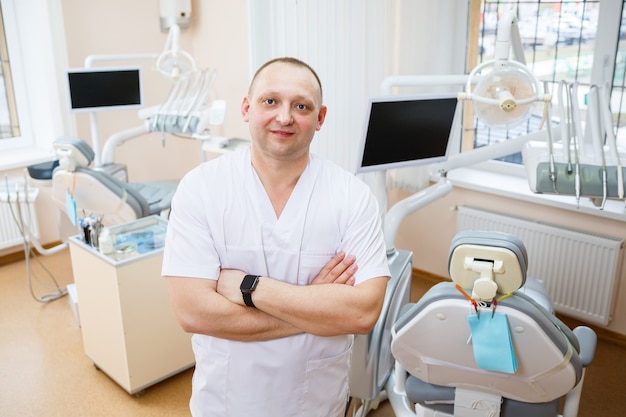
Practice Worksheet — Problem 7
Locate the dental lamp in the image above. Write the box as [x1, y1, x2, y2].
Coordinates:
[458, 9, 551, 130]
[156, 23, 196, 81]
[381, 9, 550, 255]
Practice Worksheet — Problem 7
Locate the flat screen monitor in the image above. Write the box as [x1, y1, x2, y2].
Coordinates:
[355, 92, 460, 173]
[66, 66, 143, 113]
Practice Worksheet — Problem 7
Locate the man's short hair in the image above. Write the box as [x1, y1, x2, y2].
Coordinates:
[248, 57, 323, 102]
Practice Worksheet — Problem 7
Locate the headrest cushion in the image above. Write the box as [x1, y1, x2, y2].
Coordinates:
[53, 137, 95, 170]
[448, 230, 528, 294]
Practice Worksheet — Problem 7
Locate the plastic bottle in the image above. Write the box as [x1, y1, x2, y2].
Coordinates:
[98, 228, 113, 254]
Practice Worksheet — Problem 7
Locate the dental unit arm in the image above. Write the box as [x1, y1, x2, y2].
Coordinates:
[383, 127, 548, 255]
[100, 96, 225, 166]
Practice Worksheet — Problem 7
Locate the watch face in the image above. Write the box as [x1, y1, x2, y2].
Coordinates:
[240, 275, 259, 291]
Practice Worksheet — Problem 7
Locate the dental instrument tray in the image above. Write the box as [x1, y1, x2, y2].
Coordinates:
[108, 215, 167, 258]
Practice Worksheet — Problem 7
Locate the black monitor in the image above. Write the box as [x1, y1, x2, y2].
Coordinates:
[66, 66, 143, 113]
[355, 92, 460, 173]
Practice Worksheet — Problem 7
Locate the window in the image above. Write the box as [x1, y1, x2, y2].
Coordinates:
[0, 0, 69, 170]
[469, 0, 623, 165]
[0, 4, 19, 140]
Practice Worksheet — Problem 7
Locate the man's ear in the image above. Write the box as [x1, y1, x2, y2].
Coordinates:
[316, 105, 328, 131]
[241, 97, 251, 122]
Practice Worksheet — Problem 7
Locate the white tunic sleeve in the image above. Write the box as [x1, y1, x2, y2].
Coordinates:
[161, 165, 221, 279]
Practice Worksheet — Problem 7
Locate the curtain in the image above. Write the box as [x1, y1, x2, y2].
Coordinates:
[246, 0, 468, 190]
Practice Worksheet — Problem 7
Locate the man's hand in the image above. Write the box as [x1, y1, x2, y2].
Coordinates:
[217, 269, 247, 306]
[311, 251, 358, 285]
[216, 252, 358, 305]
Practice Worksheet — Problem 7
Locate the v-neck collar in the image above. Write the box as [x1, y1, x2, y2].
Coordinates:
[246, 151, 318, 225]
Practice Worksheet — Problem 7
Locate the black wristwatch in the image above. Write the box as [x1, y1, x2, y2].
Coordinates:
[240, 275, 260, 307]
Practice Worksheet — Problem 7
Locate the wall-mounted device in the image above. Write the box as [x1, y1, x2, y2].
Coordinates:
[160, 0, 191, 32]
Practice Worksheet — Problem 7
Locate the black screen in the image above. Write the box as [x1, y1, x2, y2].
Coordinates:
[67, 68, 142, 111]
[357, 94, 458, 172]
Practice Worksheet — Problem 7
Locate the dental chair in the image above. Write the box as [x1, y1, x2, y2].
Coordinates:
[49, 136, 177, 227]
[385, 230, 596, 417]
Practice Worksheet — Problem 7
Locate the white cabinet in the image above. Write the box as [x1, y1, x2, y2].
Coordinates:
[69, 216, 194, 394]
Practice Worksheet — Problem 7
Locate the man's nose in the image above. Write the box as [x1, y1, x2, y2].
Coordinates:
[276, 105, 293, 124]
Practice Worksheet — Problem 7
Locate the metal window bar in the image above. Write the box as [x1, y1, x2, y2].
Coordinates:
[612, 4, 626, 135]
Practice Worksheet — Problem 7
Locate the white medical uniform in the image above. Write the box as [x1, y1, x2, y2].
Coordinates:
[162, 147, 390, 417]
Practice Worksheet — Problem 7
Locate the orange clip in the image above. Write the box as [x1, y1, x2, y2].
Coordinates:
[455, 284, 480, 318]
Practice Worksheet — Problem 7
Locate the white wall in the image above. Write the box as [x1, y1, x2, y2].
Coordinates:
[60, 0, 251, 183]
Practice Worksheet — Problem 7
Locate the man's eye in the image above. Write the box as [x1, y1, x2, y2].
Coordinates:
[264, 98, 275, 105]
[296, 104, 307, 110]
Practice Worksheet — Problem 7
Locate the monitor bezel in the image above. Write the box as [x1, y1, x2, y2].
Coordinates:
[355, 92, 460, 174]
[65, 65, 144, 113]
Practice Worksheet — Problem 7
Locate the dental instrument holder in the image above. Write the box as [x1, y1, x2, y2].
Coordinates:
[3, 175, 68, 303]
[535, 161, 625, 198]
[522, 82, 623, 209]
[78, 215, 104, 250]
[523, 139, 626, 206]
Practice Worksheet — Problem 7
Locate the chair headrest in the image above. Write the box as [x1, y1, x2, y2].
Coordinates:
[53, 137, 95, 171]
[448, 230, 528, 301]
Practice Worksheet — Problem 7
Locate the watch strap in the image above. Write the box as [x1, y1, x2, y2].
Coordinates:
[241, 274, 260, 308]
[242, 291, 255, 308]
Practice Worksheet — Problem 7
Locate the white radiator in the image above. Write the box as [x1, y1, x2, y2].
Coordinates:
[0, 188, 40, 251]
[457, 205, 623, 326]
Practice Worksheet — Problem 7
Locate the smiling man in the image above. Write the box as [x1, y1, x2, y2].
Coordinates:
[162, 57, 390, 417]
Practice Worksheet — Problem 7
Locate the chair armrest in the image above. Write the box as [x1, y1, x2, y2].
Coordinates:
[573, 326, 597, 366]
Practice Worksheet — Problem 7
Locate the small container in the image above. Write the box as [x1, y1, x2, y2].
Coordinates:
[147, 233, 166, 250]
[98, 228, 113, 254]
[113, 241, 138, 261]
